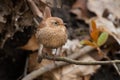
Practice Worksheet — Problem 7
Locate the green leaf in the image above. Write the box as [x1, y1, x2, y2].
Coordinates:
[97, 32, 109, 46]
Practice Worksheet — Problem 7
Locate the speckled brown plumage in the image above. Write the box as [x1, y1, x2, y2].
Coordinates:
[36, 17, 67, 48]
[35, 6, 68, 62]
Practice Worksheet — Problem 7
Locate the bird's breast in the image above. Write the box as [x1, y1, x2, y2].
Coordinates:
[36, 27, 67, 48]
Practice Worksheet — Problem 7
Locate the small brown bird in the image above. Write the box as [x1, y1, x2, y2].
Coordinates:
[35, 7, 68, 62]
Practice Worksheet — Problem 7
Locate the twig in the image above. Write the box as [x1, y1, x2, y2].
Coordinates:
[24, 56, 29, 76]
[54, 0, 62, 8]
[22, 57, 120, 80]
[22, 46, 120, 80]
[0, 34, 11, 48]
[113, 63, 120, 76]
[43, 56, 120, 65]
[22, 62, 62, 80]
[27, 0, 43, 18]
[22, 56, 120, 80]
[22, 46, 94, 80]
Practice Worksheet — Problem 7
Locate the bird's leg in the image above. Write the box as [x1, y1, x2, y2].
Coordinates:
[37, 44, 43, 62]
[52, 47, 62, 57]
[52, 47, 63, 65]
[56, 47, 62, 56]
[51, 49, 57, 65]
[52, 49, 57, 55]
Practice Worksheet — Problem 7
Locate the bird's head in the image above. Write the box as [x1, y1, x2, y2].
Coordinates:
[45, 17, 65, 28]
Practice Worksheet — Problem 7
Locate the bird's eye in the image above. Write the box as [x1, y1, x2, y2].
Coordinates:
[54, 22, 58, 25]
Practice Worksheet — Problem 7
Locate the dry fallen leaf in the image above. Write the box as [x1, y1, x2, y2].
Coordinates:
[20, 35, 39, 51]
[70, 0, 88, 20]
[52, 54, 100, 80]
[87, 0, 120, 18]
[62, 39, 82, 55]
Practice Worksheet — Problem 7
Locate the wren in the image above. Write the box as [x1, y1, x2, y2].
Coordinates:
[35, 7, 68, 62]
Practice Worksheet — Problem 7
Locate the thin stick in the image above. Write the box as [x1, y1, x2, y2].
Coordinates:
[27, 0, 43, 18]
[113, 63, 120, 76]
[22, 46, 120, 80]
[22, 46, 94, 80]
[43, 56, 120, 65]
